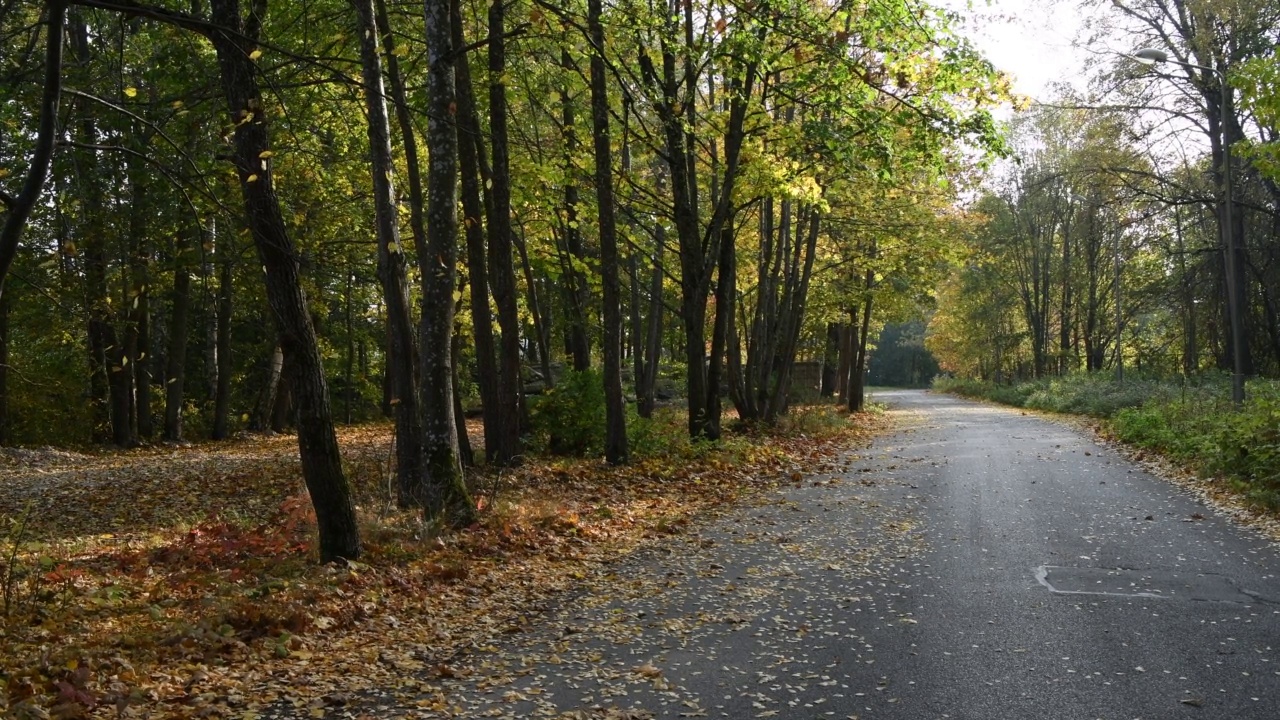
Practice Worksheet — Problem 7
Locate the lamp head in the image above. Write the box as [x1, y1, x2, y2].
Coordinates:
[1133, 48, 1170, 65]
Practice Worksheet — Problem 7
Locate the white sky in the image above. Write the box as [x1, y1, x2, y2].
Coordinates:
[939, 0, 1097, 104]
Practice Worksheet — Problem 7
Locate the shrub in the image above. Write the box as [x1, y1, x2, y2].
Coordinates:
[527, 369, 607, 457]
[625, 407, 687, 460]
[1208, 383, 1280, 509]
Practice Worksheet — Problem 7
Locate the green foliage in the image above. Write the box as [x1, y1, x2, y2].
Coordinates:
[1023, 376, 1169, 417]
[868, 321, 940, 388]
[1207, 384, 1280, 510]
[528, 369, 608, 457]
[935, 372, 1178, 418]
[1236, 52, 1280, 184]
[624, 407, 693, 460]
[932, 375, 1038, 407]
[1112, 381, 1280, 510]
[3, 288, 93, 446]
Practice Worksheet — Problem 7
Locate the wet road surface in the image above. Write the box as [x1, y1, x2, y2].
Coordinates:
[365, 390, 1280, 719]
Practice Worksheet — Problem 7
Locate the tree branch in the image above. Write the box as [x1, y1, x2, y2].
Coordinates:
[68, 0, 216, 37]
[0, 1, 66, 296]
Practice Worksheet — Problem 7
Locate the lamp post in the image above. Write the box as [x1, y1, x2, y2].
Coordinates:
[1133, 47, 1246, 407]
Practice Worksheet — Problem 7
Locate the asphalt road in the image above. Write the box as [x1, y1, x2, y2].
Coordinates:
[404, 390, 1280, 719]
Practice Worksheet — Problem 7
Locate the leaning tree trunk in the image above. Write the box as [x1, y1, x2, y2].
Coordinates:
[353, 0, 425, 505]
[0, 0, 65, 297]
[0, 1, 63, 444]
[209, 0, 360, 562]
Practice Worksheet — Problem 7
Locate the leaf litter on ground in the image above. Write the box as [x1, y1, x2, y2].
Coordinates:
[0, 406, 891, 719]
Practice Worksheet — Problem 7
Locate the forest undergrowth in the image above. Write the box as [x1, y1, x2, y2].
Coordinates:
[0, 405, 889, 719]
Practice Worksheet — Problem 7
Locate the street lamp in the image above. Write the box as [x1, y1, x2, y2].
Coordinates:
[1133, 47, 1246, 407]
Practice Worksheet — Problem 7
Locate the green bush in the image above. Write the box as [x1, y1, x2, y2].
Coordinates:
[527, 369, 608, 457]
[624, 407, 687, 460]
[1208, 383, 1280, 509]
[1023, 375, 1170, 417]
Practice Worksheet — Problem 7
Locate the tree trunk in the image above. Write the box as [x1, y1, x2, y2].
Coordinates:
[820, 322, 839, 397]
[639, 224, 664, 419]
[209, 0, 360, 562]
[451, 329, 474, 468]
[448, 0, 499, 462]
[0, 292, 9, 446]
[0, 0, 66, 439]
[353, 0, 425, 502]
[211, 242, 233, 440]
[514, 226, 554, 389]
[628, 252, 644, 402]
[485, 0, 523, 465]
[640, 32, 756, 440]
[343, 262, 355, 424]
[764, 207, 820, 422]
[849, 273, 874, 412]
[123, 148, 154, 440]
[271, 376, 293, 433]
[162, 175, 194, 430]
[419, 0, 476, 523]
[68, 12, 119, 445]
[560, 50, 591, 373]
[133, 271, 153, 439]
[162, 242, 192, 438]
[835, 322, 852, 404]
[588, 0, 627, 463]
[251, 342, 284, 431]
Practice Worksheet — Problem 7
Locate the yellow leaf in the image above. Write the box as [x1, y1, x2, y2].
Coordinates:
[123, 87, 137, 98]
[258, 150, 275, 158]
[249, 49, 263, 60]
[172, 100, 184, 109]
[246, 174, 259, 182]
